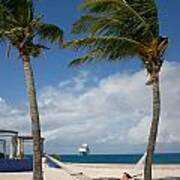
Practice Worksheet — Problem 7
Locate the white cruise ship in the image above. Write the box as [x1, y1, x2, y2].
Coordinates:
[78, 144, 90, 155]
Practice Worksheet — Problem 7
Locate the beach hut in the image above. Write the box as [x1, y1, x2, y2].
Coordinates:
[0, 129, 44, 172]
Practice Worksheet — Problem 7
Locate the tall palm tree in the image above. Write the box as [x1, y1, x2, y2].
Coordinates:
[65, 0, 168, 179]
[0, 1, 63, 180]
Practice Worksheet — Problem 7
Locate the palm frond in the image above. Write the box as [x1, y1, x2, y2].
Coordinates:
[65, 36, 145, 49]
[37, 23, 63, 44]
[67, 0, 159, 65]
[66, 36, 142, 65]
[69, 55, 93, 66]
[0, 0, 34, 25]
[72, 15, 122, 35]
[77, 0, 159, 39]
[69, 48, 107, 66]
[0, 0, 63, 58]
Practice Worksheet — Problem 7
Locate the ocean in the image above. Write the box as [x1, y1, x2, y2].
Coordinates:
[58, 153, 180, 164]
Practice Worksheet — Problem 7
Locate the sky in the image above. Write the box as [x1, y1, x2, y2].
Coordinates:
[0, 0, 180, 154]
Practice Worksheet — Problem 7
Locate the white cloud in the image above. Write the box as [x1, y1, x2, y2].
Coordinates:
[0, 99, 29, 133]
[0, 62, 180, 153]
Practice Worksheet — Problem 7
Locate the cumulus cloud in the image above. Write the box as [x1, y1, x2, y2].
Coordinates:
[0, 62, 180, 153]
[0, 98, 29, 133]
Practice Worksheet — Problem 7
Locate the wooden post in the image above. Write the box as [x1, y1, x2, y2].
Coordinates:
[3, 140, 7, 159]
[17, 138, 24, 159]
[17, 138, 20, 158]
[20, 139, 24, 159]
[11, 136, 18, 159]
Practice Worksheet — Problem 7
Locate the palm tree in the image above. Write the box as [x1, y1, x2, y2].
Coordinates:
[65, 0, 168, 179]
[0, 1, 63, 180]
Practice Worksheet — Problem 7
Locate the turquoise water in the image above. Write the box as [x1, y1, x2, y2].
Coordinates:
[59, 153, 180, 164]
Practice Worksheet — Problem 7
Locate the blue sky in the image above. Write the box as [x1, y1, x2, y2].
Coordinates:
[0, 1, 180, 154]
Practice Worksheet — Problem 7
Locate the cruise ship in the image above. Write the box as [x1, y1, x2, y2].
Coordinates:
[78, 144, 90, 155]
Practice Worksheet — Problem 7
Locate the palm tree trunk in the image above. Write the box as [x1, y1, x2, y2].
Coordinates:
[22, 54, 43, 180]
[144, 75, 161, 180]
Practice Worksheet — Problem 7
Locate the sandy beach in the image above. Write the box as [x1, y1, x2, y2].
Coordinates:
[0, 162, 180, 180]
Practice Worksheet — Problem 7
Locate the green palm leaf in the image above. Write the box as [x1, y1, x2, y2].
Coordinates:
[0, 0, 63, 57]
[37, 23, 63, 44]
[79, 0, 158, 37]
[67, 0, 159, 65]
[66, 36, 145, 65]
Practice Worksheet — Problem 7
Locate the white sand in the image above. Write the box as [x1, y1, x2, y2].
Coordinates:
[0, 163, 180, 180]
[70, 163, 180, 179]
